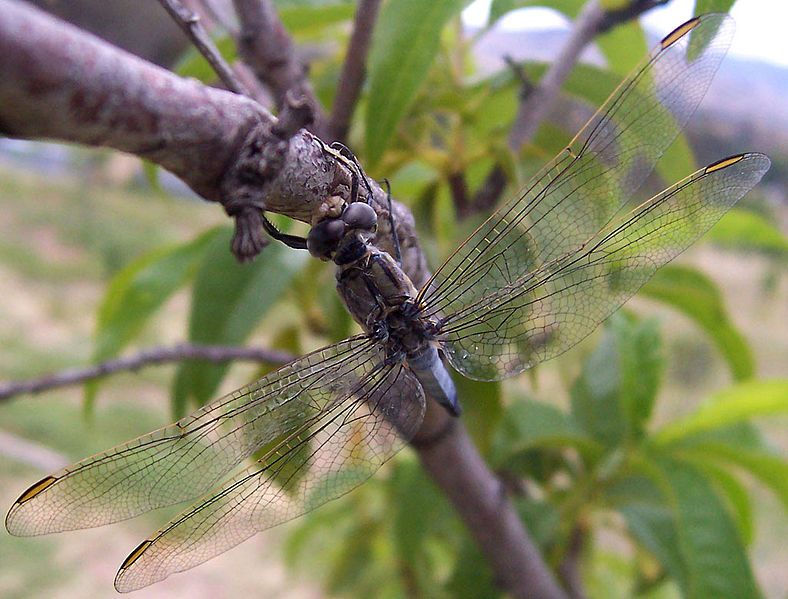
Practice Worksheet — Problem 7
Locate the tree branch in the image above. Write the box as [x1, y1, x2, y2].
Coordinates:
[231, 0, 326, 135]
[0, 343, 295, 403]
[0, 0, 378, 264]
[327, 0, 382, 143]
[157, 0, 250, 96]
[415, 402, 568, 599]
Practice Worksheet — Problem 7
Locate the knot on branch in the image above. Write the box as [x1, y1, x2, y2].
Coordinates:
[226, 203, 269, 262]
[220, 94, 315, 261]
[273, 90, 315, 138]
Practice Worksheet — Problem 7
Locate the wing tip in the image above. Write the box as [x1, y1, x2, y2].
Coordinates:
[661, 16, 702, 48]
[5, 475, 59, 536]
[660, 12, 734, 49]
[114, 539, 154, 593]
[704, 152, 771, 175]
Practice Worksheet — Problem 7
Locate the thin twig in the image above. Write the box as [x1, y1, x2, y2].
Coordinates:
[193, 0, 239, 37]
[448, 171, 470, 217]
[470, 0, 666, 214]
[558, 525, 589, 599]
[158, 0, 251, 96]
[232, 0, 325, 134]
[327, 0, 382, 142]
[599, 0, 670, 33]
[0, 431, 70, 471]
[0, 344, 295, 402]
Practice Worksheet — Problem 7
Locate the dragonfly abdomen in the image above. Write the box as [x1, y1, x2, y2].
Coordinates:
[407, 344, 460, 416]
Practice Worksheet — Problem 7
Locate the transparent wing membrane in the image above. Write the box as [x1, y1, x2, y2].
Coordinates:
[5, 335, 384, 536]
[419, 14, 734, 324]
[439, 153, 770, 380]
[114, 362, 424, 592]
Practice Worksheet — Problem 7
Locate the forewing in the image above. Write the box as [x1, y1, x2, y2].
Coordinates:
[113, 361, 425, 592]
[419, 15, 734, 322]
[6, 335, 381, 536]
[439, 154, 770, 379]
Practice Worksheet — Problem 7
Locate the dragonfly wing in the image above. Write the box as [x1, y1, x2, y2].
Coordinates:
[113, 361, 424, 592]
[419, 15, 733, 328]
[6, 335, 384, 536]
[438, 154, 770, 380]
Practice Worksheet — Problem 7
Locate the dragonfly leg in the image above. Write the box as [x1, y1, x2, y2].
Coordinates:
[382, 178, 402, 266]
[329, 142, 376, 206]
[261, 213, 308, 250]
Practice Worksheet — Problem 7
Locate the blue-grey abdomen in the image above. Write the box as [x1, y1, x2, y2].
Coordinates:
[407, 345, 461, 416]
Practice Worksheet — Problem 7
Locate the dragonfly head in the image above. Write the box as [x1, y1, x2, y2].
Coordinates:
[307, 201, 378, 263]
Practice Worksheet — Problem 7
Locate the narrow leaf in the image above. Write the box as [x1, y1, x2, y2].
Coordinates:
[570, 314, 663, 446]
[707, 208, 788, 257]
[493, 396, 601, 466]
[694, 0, 737, 15]
[489, 0, 583, 24]
[597, 20, 648, 75]
[365, 0, 471, 166]
[453, 374, 502, 455]
[654, 379, 788, 444]
[94, 228, 220, 361]
[655, 457, 759, 599]
[641, 264, 754, 381]
[679, 442, 788, 511]
[692, 458, 755, 545]
[172, 229, 307, 414]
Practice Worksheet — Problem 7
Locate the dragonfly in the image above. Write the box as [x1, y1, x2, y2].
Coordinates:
[6, 13, 770, 593]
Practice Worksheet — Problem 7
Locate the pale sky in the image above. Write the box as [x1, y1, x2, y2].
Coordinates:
[463, 0, 788, 68]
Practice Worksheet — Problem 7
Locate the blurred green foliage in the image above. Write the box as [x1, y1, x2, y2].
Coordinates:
[81, 0, 788, 597]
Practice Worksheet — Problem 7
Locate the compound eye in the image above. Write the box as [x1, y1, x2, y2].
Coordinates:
[307, 218, 346, 259]
[342, 202, 377, 231]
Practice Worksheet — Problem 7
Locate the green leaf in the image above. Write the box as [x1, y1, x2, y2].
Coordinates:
[447, 536, 498, 599]
[570, 314, 664, 446]
[492, 396, 602, 467]
[618, 497, 688, 589]
[613, 315, 663, 439]
[141, 160, 162, 192]
[687, 458, 754, 544]
[679, 442, 788, 511]
[390, 458, 449, 562]
[365, 0, 471, 166]
[489, 0, 582, 24]
[654, 457, 759, 599]
[279, 2, 355, 33]
[597, 20, 648, 75]
[653, 379, 788, 445]
[172, 229, 307, 415]
[94, 228, 220, 361]
[453, 375, 502, 455]
[707, 208, 788, 257]
[694, 0, 737, 15]
[641, 264, 754, 381]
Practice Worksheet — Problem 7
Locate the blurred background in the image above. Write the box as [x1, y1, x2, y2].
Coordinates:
[0, 1, 786, 598]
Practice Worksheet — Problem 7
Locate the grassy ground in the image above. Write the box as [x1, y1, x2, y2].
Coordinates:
[0, 158, 785, 598]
